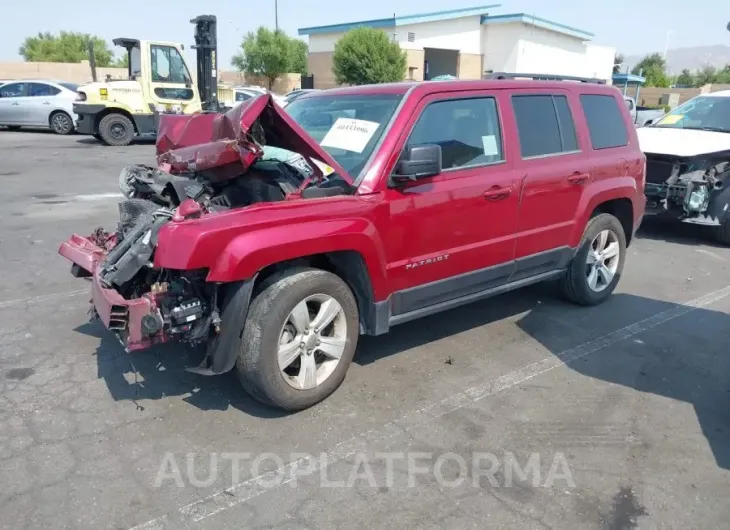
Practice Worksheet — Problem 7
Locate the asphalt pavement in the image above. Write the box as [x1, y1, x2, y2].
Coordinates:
[1, 130, 729, 530]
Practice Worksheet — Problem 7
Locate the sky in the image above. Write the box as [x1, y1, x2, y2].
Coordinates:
[2, 0, 728, 68]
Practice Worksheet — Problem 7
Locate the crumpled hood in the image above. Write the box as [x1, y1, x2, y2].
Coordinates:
[637, 126, 730, 157]
[155, 94, 352, 184]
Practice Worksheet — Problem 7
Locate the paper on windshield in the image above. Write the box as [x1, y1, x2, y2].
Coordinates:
[658, 114, 684, 125]
[321, 118, 380, 154]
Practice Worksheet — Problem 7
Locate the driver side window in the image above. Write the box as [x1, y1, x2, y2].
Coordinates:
[406, 97, 504, 170]
[150, 45, 192, 85]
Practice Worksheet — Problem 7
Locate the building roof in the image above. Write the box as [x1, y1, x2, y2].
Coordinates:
[298, 4, 501, 35]
[480, 13, 593, 40]
[612, 73, 646, 85]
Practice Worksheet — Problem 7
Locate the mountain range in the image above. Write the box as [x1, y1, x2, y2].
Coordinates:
[623, 45, 730, 73]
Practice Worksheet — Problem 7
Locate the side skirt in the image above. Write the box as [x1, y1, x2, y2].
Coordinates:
[370, 246, 572, 334]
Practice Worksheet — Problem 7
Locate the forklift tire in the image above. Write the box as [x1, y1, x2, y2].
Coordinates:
[713, 217, 730, 246]
[98, 113, 135, 147]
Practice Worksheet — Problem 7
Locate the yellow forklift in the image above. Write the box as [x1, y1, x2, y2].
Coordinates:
[74, 15, 234, 146]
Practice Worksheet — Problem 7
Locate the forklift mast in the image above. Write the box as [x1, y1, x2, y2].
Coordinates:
[190, 15, 219, 111]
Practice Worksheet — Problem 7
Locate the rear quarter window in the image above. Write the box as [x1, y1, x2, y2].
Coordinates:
[580, 94, 629, 150]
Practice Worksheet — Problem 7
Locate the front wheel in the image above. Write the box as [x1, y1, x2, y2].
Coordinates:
[236, 268, 359, 411]
[97, 113, 135, 146]
[560, 213, 627, 306]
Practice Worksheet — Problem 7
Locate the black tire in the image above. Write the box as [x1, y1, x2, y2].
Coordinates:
[713, 217, 730, 246]
[97, 113, 135, 146]
[236, 267, 359, 411]
[560, 213, 627, 306]
[49, 111, 74, 135]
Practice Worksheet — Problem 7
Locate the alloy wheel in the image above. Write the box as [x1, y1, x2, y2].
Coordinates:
[585, 229, 620, 292]
[52, 113, 71, 134]
[277, 294, 348, 390]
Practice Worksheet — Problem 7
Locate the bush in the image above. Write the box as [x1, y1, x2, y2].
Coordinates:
[332, 27, 407, 85]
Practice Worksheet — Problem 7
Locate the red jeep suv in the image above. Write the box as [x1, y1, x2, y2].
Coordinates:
[60, 74, 646, 411]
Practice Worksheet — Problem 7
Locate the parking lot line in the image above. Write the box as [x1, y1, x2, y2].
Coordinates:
[128, 284, 730, 530]
[0, 289, 87, 309]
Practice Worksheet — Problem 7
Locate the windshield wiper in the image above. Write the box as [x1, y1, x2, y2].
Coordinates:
[697, 126, 730, 133]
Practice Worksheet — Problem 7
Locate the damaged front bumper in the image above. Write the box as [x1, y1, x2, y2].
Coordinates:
[59, 233, 172, 352]
[644, 154, 730, 226]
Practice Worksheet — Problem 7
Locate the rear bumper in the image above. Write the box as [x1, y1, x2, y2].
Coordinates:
[58, 234, 169, 352]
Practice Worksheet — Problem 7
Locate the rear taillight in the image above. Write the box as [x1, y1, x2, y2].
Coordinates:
[75, 91, 86, 102]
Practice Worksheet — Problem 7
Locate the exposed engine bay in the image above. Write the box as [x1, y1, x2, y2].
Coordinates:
[644, 152, 730, 225]
[90, 155, 307, 349]
[59, 94, 352, 360]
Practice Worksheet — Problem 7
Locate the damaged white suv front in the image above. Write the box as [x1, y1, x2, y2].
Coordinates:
[637, 90, 730, 243]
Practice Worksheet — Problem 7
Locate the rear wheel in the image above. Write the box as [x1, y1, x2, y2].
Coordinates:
[49, 111, 74, 135]
[98, 113, 135, 146]
[560, 213, 626, 306]
[236, 268, 359, 411]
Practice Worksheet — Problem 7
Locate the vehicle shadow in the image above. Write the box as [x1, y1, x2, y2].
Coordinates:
[355, 282, 558, 365]
[74, 321, 289, 419]
[635, 216, 725, 248]
[516, 293, 730, 471]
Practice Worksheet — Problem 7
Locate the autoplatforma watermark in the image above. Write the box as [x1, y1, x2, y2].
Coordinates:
[154, 451, 575, 490]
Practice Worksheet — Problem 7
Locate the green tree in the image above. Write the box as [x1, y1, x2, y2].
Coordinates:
[19, 31, 113, 66]
[675, 68, 694, 86]
[231, 27, 300, 89]
[113, 54, 129, 68]
[332, 27, 407, 85]
[631, 53, 669, 87]
[613, 53, 624, 74]
[715, 64, 730, 84]
[694, 64, 718, 86]
[289, 39, 309, 75]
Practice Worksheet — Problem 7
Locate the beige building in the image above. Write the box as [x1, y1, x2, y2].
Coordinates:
[299, 4, 615, 89]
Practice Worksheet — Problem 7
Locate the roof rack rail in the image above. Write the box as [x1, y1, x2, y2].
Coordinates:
[483, 72, 606, 84]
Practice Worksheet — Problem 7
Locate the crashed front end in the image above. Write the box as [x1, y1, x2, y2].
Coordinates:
[58, 94, 348, 359]
[644, 152, 730, 225]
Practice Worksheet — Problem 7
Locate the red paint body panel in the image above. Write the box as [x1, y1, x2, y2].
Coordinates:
[61, 79, 646, 317]
[150, 80, 645, 303]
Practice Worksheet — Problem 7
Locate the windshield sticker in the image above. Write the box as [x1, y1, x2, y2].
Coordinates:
[320, 118, 380, 154]
[658, 114, 684, 125]
[312, 159, 336, 176]
[481, 135, 499, 156]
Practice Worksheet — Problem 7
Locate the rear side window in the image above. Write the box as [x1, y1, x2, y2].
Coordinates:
[580, 94, 629, 150]
[511, 95, 578, 158]
[28, 83, 61, 97]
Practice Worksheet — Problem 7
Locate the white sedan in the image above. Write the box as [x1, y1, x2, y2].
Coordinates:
[0, 79, 79, 134]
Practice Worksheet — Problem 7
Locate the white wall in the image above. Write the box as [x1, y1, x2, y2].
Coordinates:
[481, 23, 522, 73]
[308, 32, 347, 53]
[394, 17, 482, 54]
[582, 44, 616, 82]
[482, 22, 615, 82]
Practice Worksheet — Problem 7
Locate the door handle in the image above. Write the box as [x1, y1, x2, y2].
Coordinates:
[11, 102, 19, 106]
[483, 186, 512, 200]
[568, 172, 590, 184]
[42, 101, 51, 105]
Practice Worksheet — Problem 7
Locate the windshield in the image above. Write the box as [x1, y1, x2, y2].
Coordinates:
[653, 95, 730, 133]
[59, 82, 79, 92]
[284, 93, 403, 177]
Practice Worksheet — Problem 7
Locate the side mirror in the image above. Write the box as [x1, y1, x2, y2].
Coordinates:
[390, 144, 442, 185]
